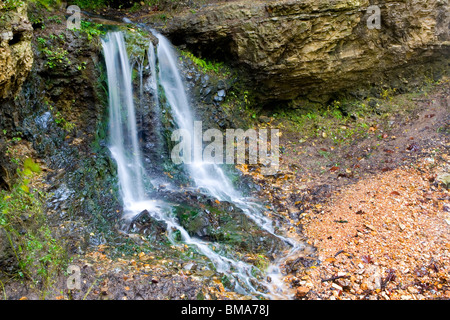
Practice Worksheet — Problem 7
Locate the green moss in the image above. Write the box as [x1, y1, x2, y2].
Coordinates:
[0, 160, 68, 294]
[24, 158, 41, 174]
[180, 50, 230, 76]
[1, 0, 25, 11]
[70, 0, 106, 10]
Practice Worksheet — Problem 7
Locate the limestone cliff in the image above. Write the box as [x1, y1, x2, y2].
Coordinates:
[160, 0, 450, 102]
[0, 1, 33, 100]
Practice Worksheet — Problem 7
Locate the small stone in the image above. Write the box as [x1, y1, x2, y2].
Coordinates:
[407, 286, 418, 294]
[295, 286, 309, 298]
[331, 283, 343, 291]
[259, 115, 271, 123]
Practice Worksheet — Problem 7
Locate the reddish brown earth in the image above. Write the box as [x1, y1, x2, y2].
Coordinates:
[241, 79, 450, 300]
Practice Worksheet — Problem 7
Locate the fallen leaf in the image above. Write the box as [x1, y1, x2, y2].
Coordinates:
[364, 223, 375, 231]
[407, 143, 420, 152]
[361, 255, 374, 264]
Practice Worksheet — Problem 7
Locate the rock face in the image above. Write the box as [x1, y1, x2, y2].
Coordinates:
[0, 2, 33, 100]
[161, 0, 450, 102]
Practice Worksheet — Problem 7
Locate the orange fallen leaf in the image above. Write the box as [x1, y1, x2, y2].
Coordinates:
[19, 297, 28, 300]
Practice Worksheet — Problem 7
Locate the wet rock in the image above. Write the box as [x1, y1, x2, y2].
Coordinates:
[217, 80, 226, 90]
[0, 142, 17, 190]
[213, 94, 223, 102]
[258, 116, 271, 124]
[0, 227, 17, 273]
[217, 89, 226, 98]
[35, 112, 52, 130]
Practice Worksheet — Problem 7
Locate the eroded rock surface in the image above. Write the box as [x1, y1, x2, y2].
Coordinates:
[161, 0, 450, 102]
[0, 2, 33, 100]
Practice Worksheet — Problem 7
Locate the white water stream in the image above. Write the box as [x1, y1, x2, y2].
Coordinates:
[102, 30, 305, 299]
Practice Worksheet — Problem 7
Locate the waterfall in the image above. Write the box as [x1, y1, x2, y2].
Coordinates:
[102, 30, 304, 299]
[154, 31, 287, 240]
[101, 32, 145, 209]
[153, 30, 307, 298]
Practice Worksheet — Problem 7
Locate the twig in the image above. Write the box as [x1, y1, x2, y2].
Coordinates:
[0, 279, 6, 300]
[83, 278, 98, 300]
[321, 275, 350, 282]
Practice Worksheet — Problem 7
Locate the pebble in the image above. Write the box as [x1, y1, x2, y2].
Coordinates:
[407, 286, 418, 294]
[331, 283, 343, 291]
[295, 286, 310, 298]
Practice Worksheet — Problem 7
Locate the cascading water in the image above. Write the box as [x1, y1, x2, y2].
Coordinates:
[102, 30, 305, 299]
[153, 31, 306, 297]
[155, 32, 280, 237]
[101, 32, 145, 208]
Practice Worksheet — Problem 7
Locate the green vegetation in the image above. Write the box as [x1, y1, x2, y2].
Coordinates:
[0, 154, 67, 296]
[36, 33, 71, 69]
[71, 0, 107, 10]
[41, 46, 70, 69]
[1, 0, 25, 11]
[180, 50, 230, 76]
[76, 21, 106, 41]
[70, 0, 173, 10]
[221, 84, 260, 128]
[272, 100, 378, 146]
[31, 0, 62, 10]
